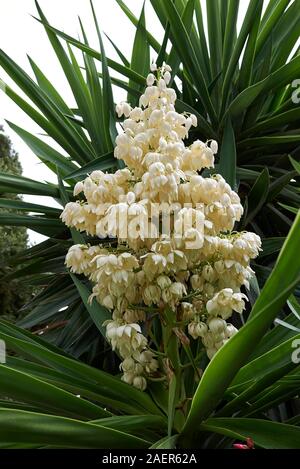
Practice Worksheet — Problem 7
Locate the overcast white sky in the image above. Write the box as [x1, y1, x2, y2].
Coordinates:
[0, 0, 257, 243]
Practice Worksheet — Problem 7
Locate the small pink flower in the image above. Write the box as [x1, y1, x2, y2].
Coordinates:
[233, 438, 254, 450]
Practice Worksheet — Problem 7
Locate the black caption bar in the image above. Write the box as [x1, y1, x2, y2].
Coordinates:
[0, 449, 297, 467]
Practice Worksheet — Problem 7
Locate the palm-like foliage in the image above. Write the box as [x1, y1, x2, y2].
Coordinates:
[0, 0, 300, 448]
[0, 213, 299, 448]
[0, 0, 299, 350]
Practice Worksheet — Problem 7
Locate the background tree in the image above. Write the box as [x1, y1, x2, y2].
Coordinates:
[0, 126, 31, 320]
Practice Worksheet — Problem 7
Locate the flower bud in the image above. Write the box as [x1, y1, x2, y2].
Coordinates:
[188, 322, 198, 340]
[202, 265, 215, 282]
[156, 275, 172, 290]
[130, 107, 143, 121]
[121, 372, 135, 384]
[181, 302, 194, 320]
[210, 140, 218, 154]
[133, 376, 147, 391]
[73, 181, 83, 196]
[163, 70, 171, 84]
[158, 78, 167, 90]
[196, 322, 208, 338]
[102, 295, 114, 309]
[185, 117, 192, 132]
[208, 317, 226, 334]
[190, 114, 197, 127]
[146, 73, 155, 86]
[121, 357, 135, 372]
[225, 324, 238, 338]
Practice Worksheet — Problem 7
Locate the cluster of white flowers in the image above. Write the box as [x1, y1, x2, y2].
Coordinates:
[61, 62, 261, 390]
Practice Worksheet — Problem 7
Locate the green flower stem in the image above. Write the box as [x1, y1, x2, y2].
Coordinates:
[162, 307, 183, 437]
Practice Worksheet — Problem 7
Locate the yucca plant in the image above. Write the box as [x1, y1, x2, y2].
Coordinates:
[0, 0, 300, 448]
[0, 213, 299, 448]
[0, 0, 299, 349]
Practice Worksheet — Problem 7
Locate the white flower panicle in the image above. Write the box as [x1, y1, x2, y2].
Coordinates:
[61, 63, 262, 390]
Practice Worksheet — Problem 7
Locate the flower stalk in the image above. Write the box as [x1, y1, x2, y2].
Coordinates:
[61, 62, 262, 398]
